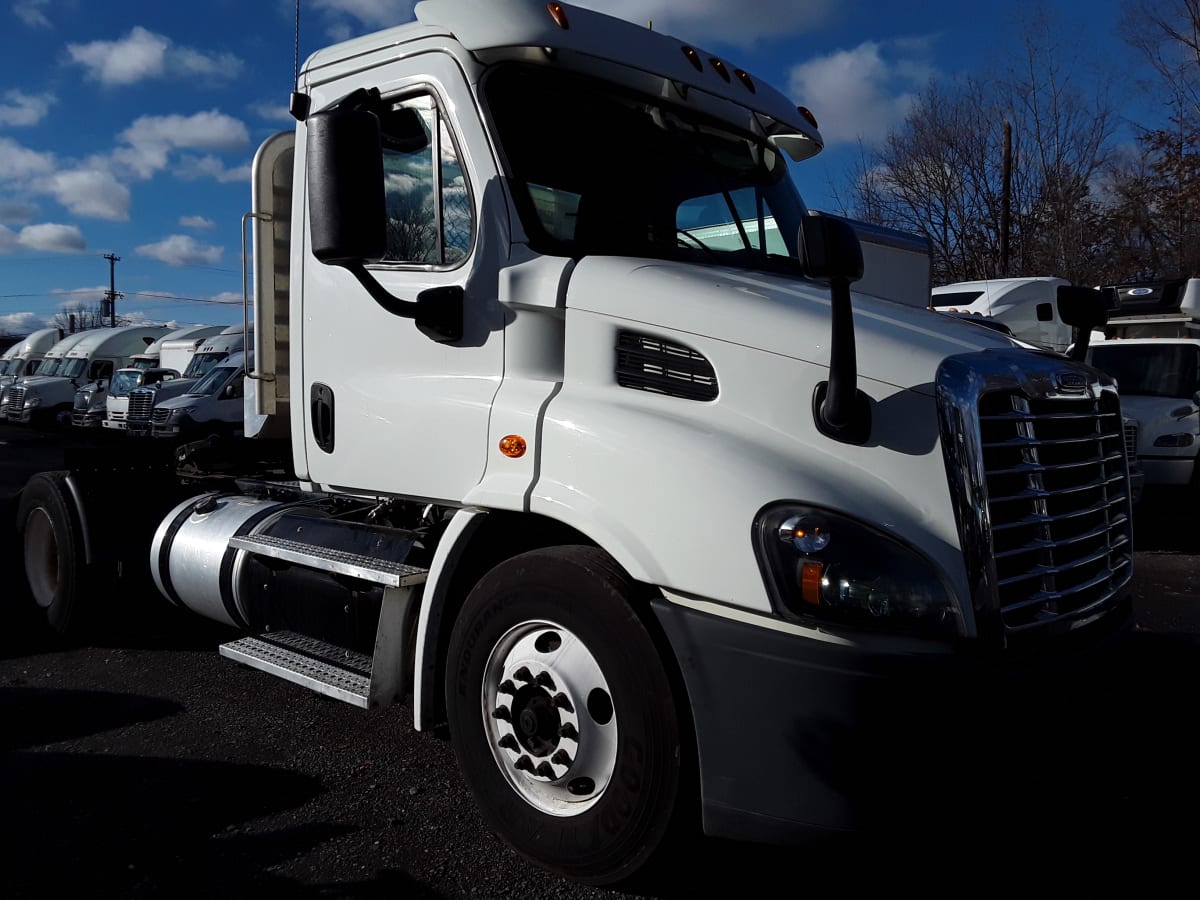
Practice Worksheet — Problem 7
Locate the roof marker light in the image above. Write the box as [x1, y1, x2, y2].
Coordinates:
[681, 46, 703, 71]
[499, 434, 527, 458]
[547, 3, 569, 29]
[734, 69, 756, 93]
[709, 58, 731, 82]
[798, 106, 819, 129]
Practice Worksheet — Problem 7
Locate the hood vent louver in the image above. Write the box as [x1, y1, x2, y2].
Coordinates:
[615, 331, 718, 401]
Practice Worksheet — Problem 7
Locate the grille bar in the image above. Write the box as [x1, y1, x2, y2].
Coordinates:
[987, 473, 1126, 505]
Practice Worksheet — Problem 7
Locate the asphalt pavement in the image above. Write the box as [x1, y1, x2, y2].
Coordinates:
[2, 422, 1198, 898]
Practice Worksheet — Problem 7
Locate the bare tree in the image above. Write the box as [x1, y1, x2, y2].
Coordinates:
[48, 302, 127, 333]
[1121, 0, 1200, 115]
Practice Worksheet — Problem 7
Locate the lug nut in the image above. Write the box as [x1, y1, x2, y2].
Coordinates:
[491, 705, 511, 721]
[513, 666, 534, 683]
[514, 754, 535, 772]
[535, 671, 556, 690]
[559, 722, 579, 741]
[551, 749, 572, 767]
[498, 679, 516, 695]
[498, 734, 519, 752]
[535, 762, 555, 779]
[552, 692, 573, 713]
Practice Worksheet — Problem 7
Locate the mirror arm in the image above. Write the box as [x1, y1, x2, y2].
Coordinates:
[343, 263, 464, 343]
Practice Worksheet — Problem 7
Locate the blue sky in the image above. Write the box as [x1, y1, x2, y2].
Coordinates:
[0, 0, 1153, 334]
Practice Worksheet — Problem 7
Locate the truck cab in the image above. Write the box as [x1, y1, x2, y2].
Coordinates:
[0, 327, 63, 390]
[1087, 337, 1200, 488]
[1, 328, 98, 426]
[931, 276, 1074, 352]
[4, 325, 170, 428]
[126, 325, 248, 437]
[102, 325, 228, 431]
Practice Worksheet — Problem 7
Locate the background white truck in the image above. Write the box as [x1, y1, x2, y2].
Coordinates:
[3, 325, 169, 429]
[1, 328, 98, 425]
[148, 349, 247, 439]
[84, 324, 228, 431]
[0, 328, 63, 389]
[931, 276, 1076, 352]
[1099, 277, 1200, 339]
[11, 0, 1133, 886]
[125, 325, 248, 437]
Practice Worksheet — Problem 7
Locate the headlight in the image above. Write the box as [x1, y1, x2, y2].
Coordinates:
[24, 396, 41, 408]
[754, 504, 959, 638]
[167, 405, 196, 422]
[1153, 433, 1194, 447]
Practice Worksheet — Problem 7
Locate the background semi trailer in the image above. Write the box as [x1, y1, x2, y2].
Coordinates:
[1, 328, 98, 425]
[0, 327, 63, 389]
[11, 0, 1133, 886]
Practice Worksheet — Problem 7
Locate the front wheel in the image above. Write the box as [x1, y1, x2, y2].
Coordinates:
[445, 546, 688, 886]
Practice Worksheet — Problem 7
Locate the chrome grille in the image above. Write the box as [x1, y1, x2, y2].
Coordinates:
[937, 350, 1133, 643]
[128, 388, 155, 422]
[4, 385, 26, 416]
[1123, 421, 1138, 464]
[151, 406, 170, 425]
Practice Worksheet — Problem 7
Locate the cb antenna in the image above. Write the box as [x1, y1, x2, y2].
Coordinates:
[294, 0, 301, 87]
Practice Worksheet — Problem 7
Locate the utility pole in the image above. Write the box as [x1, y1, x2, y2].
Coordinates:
[103, 253, 122, 328]
[1000, 121, 1012, 277]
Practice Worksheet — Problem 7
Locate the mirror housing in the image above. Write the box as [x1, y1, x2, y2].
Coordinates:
[1057, 285, 1114, 361]
[306, 101, 387, 264]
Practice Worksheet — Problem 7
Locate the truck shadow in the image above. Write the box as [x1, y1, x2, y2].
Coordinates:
[0, 686, 183, 751]
[0, 750, 343, 899]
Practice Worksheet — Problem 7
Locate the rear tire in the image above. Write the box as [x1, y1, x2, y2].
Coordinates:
[16, 471, 85, 637]
[445, 546, 686, 886]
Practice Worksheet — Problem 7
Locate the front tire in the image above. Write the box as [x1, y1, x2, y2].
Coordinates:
[445, 546, 686, 886]
[16, 471, 85, 637]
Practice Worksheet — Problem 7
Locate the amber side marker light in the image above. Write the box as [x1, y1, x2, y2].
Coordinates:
[681, 46, 703, 71]
[709, 58, 731, 81]
[798, 106, 819, 129]
[800, 562, 824, 606]
[499, 435, 527, 458]
[547, 3, 569, 29]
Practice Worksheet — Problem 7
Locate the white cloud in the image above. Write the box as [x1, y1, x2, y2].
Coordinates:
[249, 101, 292, 122]
[54, 286, 108, 304]
[571, 0, 834, 45]
[312, 0, 412, 28]
[0, 137, 55, 181]
[12, 0, 51, 29]
[179, 215, 215, 229]
[114, 110, 249, 179]
[0, 200, 37, 223]
[788, 42, 927, 146]
[135, 234, 222, 267]
[16, 222, 86, 253]
[209, 291, 242, 305]
[176, 154, 252, 184]
[44, 168, 131, 221]
[0, 311, 46, 333]
[0, 90, 55, 126]
[66, 26, 243, 86]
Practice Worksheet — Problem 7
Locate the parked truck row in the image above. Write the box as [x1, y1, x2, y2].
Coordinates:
[9, 0, 1135, 886]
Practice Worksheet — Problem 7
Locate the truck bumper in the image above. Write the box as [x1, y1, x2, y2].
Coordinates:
[6, 408, 32, 424]
[651, 595, 1133, 843]
[72, 412, 103, 427]
[1140, 455, 1195, 486]
[101, 418, 127, 430]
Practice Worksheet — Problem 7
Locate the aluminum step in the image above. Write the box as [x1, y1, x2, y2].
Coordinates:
[227, 534, 428, 586]
[219, 630, 373, 708]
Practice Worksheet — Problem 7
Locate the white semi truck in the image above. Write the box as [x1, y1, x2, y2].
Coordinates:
[3, 325, 170, 428]
[0, 327, 63, 389]
[124, 325, 248, 437]
[1, 328, 98, 426]
[12, 0, 1134, 885]
[931, 276, 1077, 352]
[87, 324, 228, 430]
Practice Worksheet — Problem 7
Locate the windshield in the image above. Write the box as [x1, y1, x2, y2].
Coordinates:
[58, 358, 88, 379]
[131, 358, 156, 371]
[483, 64, 808, 274]
[37, 358, 62, 377]
[184, 351, 228, 379]
[1088, 344, 1200, 398]
[110, 370, 142, 396]
[189, 364, 236, 396]
[0, 358, 15, 375]
[931, 290, 986, 310]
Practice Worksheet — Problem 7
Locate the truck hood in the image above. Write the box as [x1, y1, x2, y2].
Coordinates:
[9, 375, 79, 400]
[566, 257, 1025, 394]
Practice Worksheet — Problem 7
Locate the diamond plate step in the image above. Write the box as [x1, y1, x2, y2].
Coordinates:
[219, 631, 373, 708]
[228, 534, 427, 587]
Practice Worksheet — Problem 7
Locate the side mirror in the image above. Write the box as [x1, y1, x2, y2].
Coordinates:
[799, 215, 864, 283]
[1057, 285, 1114, 361]
[306, 95, 387, 264]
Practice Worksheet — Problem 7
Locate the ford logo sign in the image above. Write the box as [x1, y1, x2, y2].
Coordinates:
[1056, 372, 1088, 392]
[1128, 287, 1154, 296]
